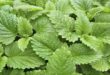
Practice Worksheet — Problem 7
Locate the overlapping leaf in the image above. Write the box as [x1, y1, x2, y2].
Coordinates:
[70, 43, 102, 64]
[5, 42, 44, 69]
[31, 33, 62, 60]
[91, 58, 110, 71]
[0, 56, 7, 72]
[46, 46, 76, 75]
[0, 11, 17, 45]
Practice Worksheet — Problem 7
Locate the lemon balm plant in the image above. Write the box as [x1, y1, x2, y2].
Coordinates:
[0, 0, 110, 75]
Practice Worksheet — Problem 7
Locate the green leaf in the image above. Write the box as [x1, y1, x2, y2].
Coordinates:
[18, 17, 33, 37]
[48, 10, 74, 32]
[92, 23, 110, 45]
[0, 0, 13, 5]
[46, 46, 75, 75]
[70, 0, 93, 11]
[80, 35, 104, 52]
[87, 7, 103, 20]
[32, 15, 55, 33]
[81, 65, 104, 75]
[35, 0, 47, 8]
[91, 58, 110, 71]
[13, 0, 43, 12]
[18, 37, 31, 51]
[10, 70, 25, 75]
[26, 70, 46, 75]
[27, 10, 48, 20]
[5, 42, 44, 69]
[70, 44, 102, 64]
[75, 11, 92, 35]
[0, 45, 3, 56]
[0, 56, 7, 72]
[92, 23, 110, 37]
[0, 11, 17, 45]
[58, 29, 79, 43]
[0, 69, 12, 75]
[94, 12, 110, 22]
[72, 73, 82, 75]
[0, 5, 13, 12]
[45, 0, 56, 11]
[31, 33, 62, 60]
[56, 0, 74, 14]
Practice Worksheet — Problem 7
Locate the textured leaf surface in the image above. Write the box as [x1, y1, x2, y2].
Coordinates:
[18, 38, 30, 51]
[5, 42, 44, 69]
[33, 15, 55, 33]
[46, 46, 75, 75]
[91, 58, 110, 71]
[95, 12, 110, 22]
[81, 35, 104, 52]
[56, 0, 74, 14]
[92, 23, 110, 37]
[81, 65, 103, 75]
[48, 10, 74, 32]
[13, 0, 43, 12]
[0, 11, 17, 45]
[87, 7, 103, 19]
[70, 0, 93, 11]
[75, 11, 92, 35]
[70, 44, 102, 64]
[18, 17, 33, 37]
[45, 0, 56, 11]
[0, 45, 3, 56]
[31, 33, 62, 60]
[0, 56, 7, 72]
[92, 23, 110, 44]
[10, 70, 25, 75]
[26, 70, 46, 75]
[58, 29, 78, 43]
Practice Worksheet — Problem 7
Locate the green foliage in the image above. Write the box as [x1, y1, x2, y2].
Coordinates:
[0, 0, 110, 75]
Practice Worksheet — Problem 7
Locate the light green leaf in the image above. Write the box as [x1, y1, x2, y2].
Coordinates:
[58, 29, 79, 43]
[27, 10, 48, 20]
[10, 70, 25, 75]
[0, 5, 13, 12]
[31, 33, 62, 60]
[94, 12, 110, 22]
[92, 23, 110, 45]
[91, 58, 110, 71]
[33, 15, 55, 33]
[35, 0, 47, 8]
[18, 37, 31, 51]
[0, 56, 7, 72]
[87, 7, 103, 20]
[70, 44, 102, 64]
[26, 70, 46, 75]
[56, 0, 74, 14]
[80, 35, 104, 52]
[13, 0, 43, 12]
[45, 0, 56, 11]
[0, 45, 3, 56]
[5, 42, 44, 69]
[81, 65, 104, 75]
[0, 11, 17, 45]
[72, 73, 82, 75]
[48, 10, 74, 32]
[70, 0, 93, 11]
[0, 0, 13, 5]
[46, 46, 75, 75]
[75, 11, 92, 35]
[18, 17, 33, 37]
[92, 23, 110, 37]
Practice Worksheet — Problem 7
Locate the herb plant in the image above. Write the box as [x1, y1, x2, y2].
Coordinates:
[0, 0, 110, 75]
